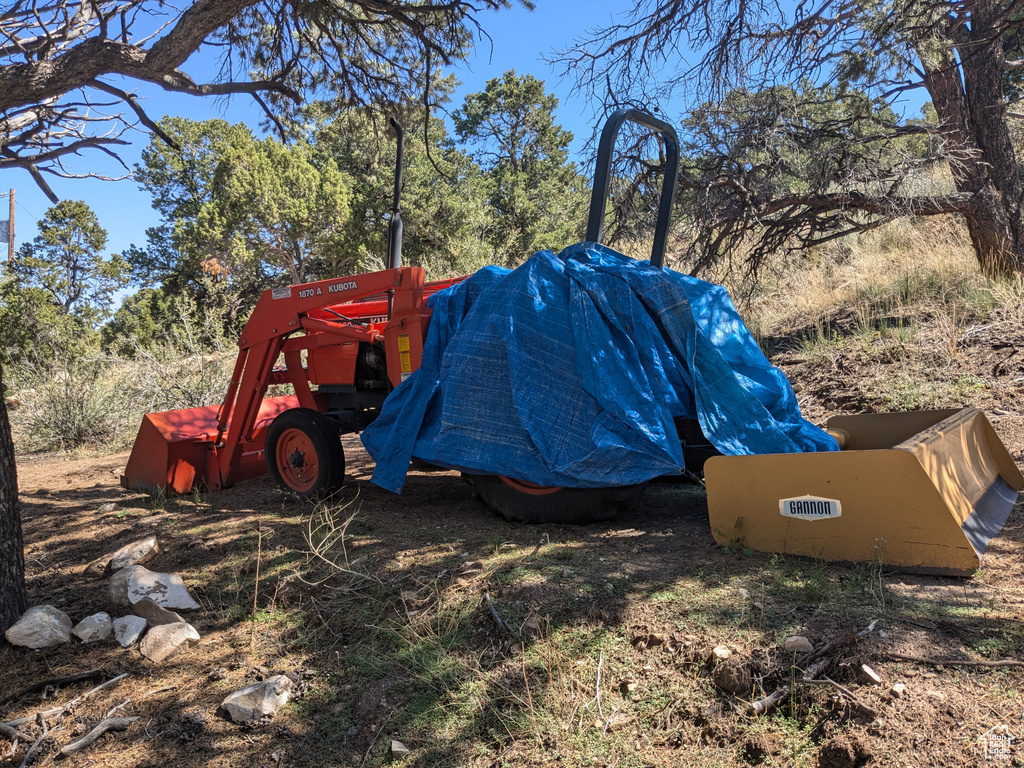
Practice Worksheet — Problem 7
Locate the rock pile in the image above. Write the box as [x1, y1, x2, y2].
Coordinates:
[5, 536, 200, 662]
[5, 531, 294, 724]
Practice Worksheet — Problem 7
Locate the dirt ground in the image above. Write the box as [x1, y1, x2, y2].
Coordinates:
[3, 320, 1024, 768]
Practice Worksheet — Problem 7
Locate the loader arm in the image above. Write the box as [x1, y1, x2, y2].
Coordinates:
[121, 266, 441, 495]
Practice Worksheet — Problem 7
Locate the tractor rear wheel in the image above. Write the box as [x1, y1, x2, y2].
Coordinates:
[266, 408, 345, 500]
[462, 474, 646, 524]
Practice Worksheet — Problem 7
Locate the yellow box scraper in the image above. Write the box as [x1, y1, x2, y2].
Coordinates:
[705, 408, 1023, 575]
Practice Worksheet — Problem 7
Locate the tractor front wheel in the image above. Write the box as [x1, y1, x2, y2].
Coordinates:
[266, 408, 345, 500]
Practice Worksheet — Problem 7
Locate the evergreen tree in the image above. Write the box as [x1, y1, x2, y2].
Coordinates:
[13, 201, 128, 325]
[454, 71, 588, 264]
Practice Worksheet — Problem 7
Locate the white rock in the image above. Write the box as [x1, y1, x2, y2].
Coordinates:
[108, 536, 160, 572]
[97, 502, 116, 513]
[890, 682, 907, 697]
[860, 663, 882, 685]
[712, 645, 733, 660]
[72, 612, 113, 643]
[4, 605, 73, 649]
[113, 615, 148, 647]
[784, 635, 814, 654]
[127, 567, 201, 611]
[391, 740, 411, 758]
[110, 565, 147, 606]
[220, 676, 294, 722]
[139, 622, 200, 663]
[737, 588, 751, 600]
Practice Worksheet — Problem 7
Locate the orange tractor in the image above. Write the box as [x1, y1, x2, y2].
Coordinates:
[122, 110, 682, 502]
[121, 265, 463, 498]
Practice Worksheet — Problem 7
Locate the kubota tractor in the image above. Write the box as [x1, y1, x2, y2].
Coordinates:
[122, 118, 464, 498]
[122, 110, 684, 505]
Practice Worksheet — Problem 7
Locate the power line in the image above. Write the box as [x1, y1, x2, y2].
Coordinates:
[16, 201, 37, 220]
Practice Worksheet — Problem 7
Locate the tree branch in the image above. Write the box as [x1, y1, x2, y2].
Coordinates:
[86, 78, 179, 148]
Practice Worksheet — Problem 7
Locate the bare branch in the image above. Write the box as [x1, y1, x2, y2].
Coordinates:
[555, 0, 1024, 277]
[86, 78, 178, 148]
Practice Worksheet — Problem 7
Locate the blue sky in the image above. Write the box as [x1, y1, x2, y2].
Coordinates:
[6, 1, 639, 258]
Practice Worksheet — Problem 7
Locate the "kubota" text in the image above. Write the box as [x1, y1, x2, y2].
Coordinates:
[297, 280, 358, 300]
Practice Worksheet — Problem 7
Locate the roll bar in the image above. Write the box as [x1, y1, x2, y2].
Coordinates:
[385, 117, 404, 271]
[585, 109, 679, 269]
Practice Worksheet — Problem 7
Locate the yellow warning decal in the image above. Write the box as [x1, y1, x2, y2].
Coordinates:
[398, 333, 412, 374]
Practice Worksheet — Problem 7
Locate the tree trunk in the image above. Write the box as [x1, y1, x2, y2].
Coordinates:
[0, 361, 27, 633]
[919, 3, 1024, 277]
[961, 0, 1024, 276]
[963, 184, 1022, 276]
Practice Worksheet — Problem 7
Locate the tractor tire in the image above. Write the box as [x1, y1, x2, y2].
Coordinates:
[266, 408, 346, 500]
[462, 474, 646, 524]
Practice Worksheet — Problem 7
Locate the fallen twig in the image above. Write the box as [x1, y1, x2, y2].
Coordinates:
[885, 654, 1024, 669]
[748, 686, 788, 716]
[0, 722, 32, 742]
[527, 532, 550, 557]
[18, 714, 47, 768]
[595, 651, 605, 719]
[105, 699, 131, 718]
[2, 672, 129, 729]
[802, 677, 878, 717]
[142, 685, 177, 697]
[60, 716, 139, 756]
[0, 670, 105, 708]
[601, 705, 620, 736]
[806, 620, 878, 663]
[483, 593, 520, 639]
[359, 710, 393, 767]
[749, 659, 829, 715]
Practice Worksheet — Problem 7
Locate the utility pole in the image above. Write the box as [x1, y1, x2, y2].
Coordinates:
[7, 189, 12, 263]
[0, 189, 12, 263]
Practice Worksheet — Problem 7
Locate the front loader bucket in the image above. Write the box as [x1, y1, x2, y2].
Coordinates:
[705, 408, 1023, 575]
[121, 396, 299, 495]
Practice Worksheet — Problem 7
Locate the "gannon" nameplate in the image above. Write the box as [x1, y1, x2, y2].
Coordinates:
[779, 495, 842, 520]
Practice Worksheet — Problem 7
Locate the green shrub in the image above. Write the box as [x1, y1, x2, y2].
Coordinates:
[0, 279, 97, 369]
[20, 358, 125, 451]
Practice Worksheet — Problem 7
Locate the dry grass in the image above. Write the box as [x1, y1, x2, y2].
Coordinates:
[739, 216, 986, 333]
[717, 215, 1024, 420]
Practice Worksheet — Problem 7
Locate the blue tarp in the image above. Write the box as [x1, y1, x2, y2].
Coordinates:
[362, 242, 837, 493]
